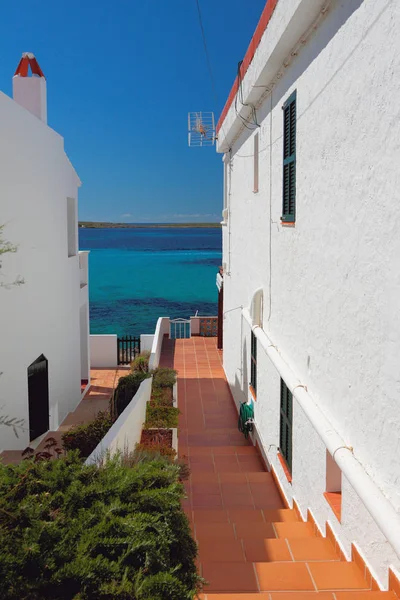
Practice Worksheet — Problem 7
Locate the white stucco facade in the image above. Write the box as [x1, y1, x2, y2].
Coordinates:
[90, 334, 118, 369]
[217, 0, 400, 587]
[0, 56, 90, 451]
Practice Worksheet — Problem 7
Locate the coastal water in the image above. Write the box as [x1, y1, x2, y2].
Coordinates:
[79, 227, 222, 337]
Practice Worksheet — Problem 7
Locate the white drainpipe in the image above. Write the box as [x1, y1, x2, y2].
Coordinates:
[242, 307, 400, 560]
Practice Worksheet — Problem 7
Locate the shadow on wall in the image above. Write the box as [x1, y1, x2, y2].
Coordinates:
[236, 0, 376, 149]
[231, 373, 248, 413]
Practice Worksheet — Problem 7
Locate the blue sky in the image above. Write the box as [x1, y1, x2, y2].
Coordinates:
[0, 0, 265, 223]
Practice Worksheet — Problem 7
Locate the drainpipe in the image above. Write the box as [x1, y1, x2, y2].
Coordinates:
[242, 307, 400, 560]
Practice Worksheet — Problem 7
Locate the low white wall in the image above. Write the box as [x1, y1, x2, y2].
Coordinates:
[85, 376, 152, 465]
[190, 316, 200, 335]
[140, 334, 154, 353]
[90, 334, 117, 368]
[149, 317, 170, 370]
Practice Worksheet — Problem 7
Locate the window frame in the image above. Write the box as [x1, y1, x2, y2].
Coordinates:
[279, 379, 293, 471]
[282, 90, 297, 223]
[250, 331, 257, 395]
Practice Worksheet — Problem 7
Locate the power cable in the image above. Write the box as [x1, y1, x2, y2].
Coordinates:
[195, 0, 219, 108]
[235, 60, 260, 130]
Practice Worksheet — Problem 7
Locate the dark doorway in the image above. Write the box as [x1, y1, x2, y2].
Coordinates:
[27, 354, 49, 441]
[217, 285, 223, 350]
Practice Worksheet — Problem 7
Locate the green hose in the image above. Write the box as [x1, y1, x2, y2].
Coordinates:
[238, 402, 254, 439]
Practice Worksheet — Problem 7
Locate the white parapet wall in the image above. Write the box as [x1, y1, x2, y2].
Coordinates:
[90, 334, 118, 368]
[190, 316, 200, 335]
[85, 376, 152, 465]
[149, 317, 170, 370]
[140, 334, 154, 353]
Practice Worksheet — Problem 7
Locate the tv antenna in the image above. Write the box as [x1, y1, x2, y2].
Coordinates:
[188, 112, 216, 147]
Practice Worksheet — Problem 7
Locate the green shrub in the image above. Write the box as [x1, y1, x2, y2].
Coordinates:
[145, 405, 179, 428]
[0, 452, 200, 599]
[150, 386, 173, 406]
[130, 351, 150, 374]
[152, 367, 177, 389]
[113, 371, 150, 418]
[135, 443, 177, 460]
[62, 410, 112, 458]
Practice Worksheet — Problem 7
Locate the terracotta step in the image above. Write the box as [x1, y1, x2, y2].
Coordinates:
[186, 445, 259, 456]
[335, 594, 399, 600]
[201, 561, 259, 593]
[235, 521, 276, 539]
[198, 539, 245, 562]
[307, 561, 370, 591]
[191, 508, 298, 523]
[189, 471, 273, 484]
[274, 521, 315, 538]
[243, 537, 293, 562]
[202, 594, 327, 600]
[0, 450, 24, 465]
[200, 558, 369, 593]
[203, 594, 398, 600]
[35, 431, 63, 451]
[288, 537, 340, 561]
[200, 595, 271, 600]
[195, 522, 236, 541]
[189, 459, 265, 473]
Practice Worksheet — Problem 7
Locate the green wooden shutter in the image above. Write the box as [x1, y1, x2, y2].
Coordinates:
[250, 332, 257, 393]
[282, 91, 296, 222]
[279, 379, 293, 471]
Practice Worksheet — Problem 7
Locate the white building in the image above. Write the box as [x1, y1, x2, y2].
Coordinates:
[0, 53, 90, 451]
[217, 0, 400, 587]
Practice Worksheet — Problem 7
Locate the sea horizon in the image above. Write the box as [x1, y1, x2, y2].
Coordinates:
[79, 226, 222, 338]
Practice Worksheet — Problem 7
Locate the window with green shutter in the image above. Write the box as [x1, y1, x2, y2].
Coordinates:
[282, 91, 296, 222]
[250, 332, 257, 394]
[279, 379, 293, 471]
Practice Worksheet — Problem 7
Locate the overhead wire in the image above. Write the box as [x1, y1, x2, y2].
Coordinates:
[195, 0, 219, 110]
[234, 60, 260, 130]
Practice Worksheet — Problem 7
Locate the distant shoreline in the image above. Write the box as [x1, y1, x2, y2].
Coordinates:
[79, 221, 221, 229]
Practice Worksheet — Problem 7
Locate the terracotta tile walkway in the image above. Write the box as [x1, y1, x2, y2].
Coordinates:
[0, 367, 128, 464]
[159, 337, 397, 600]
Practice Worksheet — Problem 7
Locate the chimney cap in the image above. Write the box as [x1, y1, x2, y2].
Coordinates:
[14, 53, 45, 79]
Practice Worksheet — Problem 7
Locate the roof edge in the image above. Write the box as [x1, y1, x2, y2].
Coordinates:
[216, 0, 279, 134]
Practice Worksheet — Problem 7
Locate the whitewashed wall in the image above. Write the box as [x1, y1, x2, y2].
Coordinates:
[90, 335, 118, 369]
[140, 334, 154, 353]
[219, 0, 400, 587]
[149, 317, 170, 370]
[0, 90, 82, 451]
[85, 377, 152, 465]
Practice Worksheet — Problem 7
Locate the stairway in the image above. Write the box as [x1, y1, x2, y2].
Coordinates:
[187, 444, 394, 598]
[0, 368, 124, 465]
[159, 337, 398, 600]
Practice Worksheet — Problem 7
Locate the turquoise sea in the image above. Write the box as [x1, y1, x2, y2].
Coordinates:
[79, 227, 222, 337]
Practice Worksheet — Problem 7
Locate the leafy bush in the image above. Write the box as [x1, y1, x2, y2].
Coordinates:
[175, 459, 191, 482]
[130, 351, 150, 374]
[135, 443, 177, 460]
[61, 410, 112, 458]
[145, 405, 179, 428]
[150, 386, 173, 407]
[113, 371, 150, 418]
[0, 452, 200, 599]
[152, 367, 177, 389]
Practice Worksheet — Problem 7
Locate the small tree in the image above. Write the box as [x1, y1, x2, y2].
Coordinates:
[0, 224, 24, 289]
[0, 225, 25, 437]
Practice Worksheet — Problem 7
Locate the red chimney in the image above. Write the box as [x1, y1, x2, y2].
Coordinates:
[12, 52, 47, 123]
